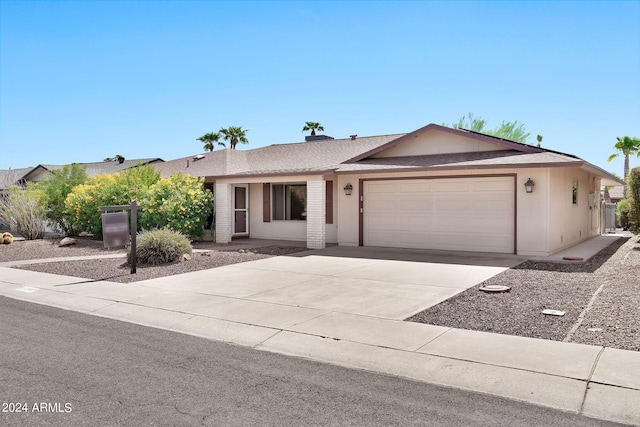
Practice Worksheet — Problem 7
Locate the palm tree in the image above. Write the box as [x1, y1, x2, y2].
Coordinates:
[608, 136, 640, 197]
[302, 121, 324, 136]
[219, 126, 249, 150]
[197, 132, 225, 152]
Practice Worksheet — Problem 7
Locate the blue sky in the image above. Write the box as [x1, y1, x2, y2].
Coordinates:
[1, 1, 639, 176]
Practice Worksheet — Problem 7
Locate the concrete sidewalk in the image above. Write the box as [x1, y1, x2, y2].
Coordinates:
[0, 237, 638, 425]
[531, 234, 626, 263]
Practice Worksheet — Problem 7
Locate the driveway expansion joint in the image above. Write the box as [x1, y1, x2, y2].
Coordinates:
[579, 347, 607, 414]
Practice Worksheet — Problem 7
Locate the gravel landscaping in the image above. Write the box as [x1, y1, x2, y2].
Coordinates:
[2, 233, 638, 352]
[408, 233, 640, 352]
[0, 237, 307, 283]
[0, 237, 126, 262]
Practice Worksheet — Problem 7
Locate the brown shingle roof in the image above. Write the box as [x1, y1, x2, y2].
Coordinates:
[154, 134, 405, 178]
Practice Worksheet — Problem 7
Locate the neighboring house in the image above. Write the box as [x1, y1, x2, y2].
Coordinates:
[146, 124, 625, 256]
[0, 157, 164, 232]
[0, 158, 164, 192]
[0, 167, 33, 196]
[605, 185, 625, 203]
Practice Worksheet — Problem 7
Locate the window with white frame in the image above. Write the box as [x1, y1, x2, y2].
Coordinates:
[272, 184, 307, 220]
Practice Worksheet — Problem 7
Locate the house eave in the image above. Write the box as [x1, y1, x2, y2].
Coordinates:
[334, 161, 583, 175]
[204, 169, 337, 181]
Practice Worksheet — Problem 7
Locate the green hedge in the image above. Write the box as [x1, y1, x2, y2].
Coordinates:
[627, 167, 640, 234]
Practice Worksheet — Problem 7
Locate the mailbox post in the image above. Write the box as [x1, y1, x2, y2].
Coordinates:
[99, 200, 141, 274]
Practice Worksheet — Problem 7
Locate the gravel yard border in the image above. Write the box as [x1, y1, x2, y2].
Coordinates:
[0, 237, 307, 283]
[407, 233, 640, 352]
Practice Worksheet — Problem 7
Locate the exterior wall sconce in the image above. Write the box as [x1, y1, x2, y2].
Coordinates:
[524, 178, 535, 193]
[344, 183, 353, 196]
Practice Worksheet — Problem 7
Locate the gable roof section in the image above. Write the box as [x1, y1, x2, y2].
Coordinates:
[345, 124, 543, 163]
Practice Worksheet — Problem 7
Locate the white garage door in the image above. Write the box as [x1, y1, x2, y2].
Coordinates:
[363, 177, 515, 253]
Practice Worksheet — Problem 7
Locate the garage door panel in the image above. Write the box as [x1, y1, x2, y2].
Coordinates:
[434, 181, 469, 192]
[472, 179, 513, 192]
[363, 177, 515, 253]
[366, 182, 398, 194]
[434, 199, 470, 211]
[401, 182, 432, 193]
[471, 199, 512, 211]
[397, 199, 430, 211]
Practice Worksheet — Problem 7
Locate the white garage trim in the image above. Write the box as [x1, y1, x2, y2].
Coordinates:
[359, 175, 516, 254]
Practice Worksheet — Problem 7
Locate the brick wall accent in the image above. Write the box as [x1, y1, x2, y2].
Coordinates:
[306, 180, 326, 249]
[215, 183, 232, 243]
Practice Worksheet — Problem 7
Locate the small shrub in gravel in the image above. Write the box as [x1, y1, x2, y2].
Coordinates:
[128, 229, 192, 265]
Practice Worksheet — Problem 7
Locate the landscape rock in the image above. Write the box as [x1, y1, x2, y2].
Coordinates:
[181, 253, 191, 262]
[59, 237, 77, 247]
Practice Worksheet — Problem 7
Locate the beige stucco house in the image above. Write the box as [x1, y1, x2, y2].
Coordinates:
[156, 124, 622, 257]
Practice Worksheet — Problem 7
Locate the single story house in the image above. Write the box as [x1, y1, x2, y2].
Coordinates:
[155, 124, 622, 257]
[0, 157, 163, 195]
[604, 185, 625, 203]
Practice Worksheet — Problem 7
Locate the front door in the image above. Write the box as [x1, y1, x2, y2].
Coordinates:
[232, 185, 249, 235]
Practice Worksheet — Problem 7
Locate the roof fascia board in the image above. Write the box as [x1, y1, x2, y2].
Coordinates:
[344, 124, 542, 163]
[334, 161, 582, 175]
[204, 169, 337, 181]
[580, 162, 625, 185]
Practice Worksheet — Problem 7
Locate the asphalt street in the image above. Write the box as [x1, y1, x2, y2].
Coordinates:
[0, 297, 625, 426]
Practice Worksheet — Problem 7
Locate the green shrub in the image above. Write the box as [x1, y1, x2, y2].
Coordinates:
[139, 173, 213, 237]
[2, 232, 13, 244]
[627, 167, 640, 234]
[0, 186, 45, 240]
[65, 165, 160, 236]
[33, 164, 88, 235]
[128, 228, 192, 265]
[616, 199, 630, 229]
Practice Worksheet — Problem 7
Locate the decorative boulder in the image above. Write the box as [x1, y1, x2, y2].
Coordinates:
[2, 232, 13, 244]
[59, 237, 77, 247]
[181, 253, 191, 262]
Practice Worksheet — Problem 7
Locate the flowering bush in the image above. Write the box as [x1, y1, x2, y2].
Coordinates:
[65, 166, 160, 236]
[139, 173, 213, 237]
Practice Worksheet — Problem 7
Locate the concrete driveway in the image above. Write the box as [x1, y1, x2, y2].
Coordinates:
[3, 243, 639, 424]
[132, 246, 525, 321]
